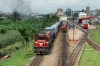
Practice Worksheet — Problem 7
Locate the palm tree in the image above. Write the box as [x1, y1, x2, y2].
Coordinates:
[12, 11, 21, 22]
[50, 15, 60, 22]
[46, 14, 50, 19]
[45, 14, 50, 22]
[18, 26, 34, 54]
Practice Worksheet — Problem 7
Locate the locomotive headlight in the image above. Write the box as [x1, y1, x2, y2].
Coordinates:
[35, 42, 38, 43]
[46, 42, 48, 43]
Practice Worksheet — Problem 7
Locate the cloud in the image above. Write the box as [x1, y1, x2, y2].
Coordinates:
[0, 0, 100, 14]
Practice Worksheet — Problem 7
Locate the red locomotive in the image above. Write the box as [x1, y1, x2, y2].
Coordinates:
[34, 31, 51, 54]
[34, 27, 54, 54]
[83, 24, 88, 29]
[34, 21, 62, 54]
[61, 24, 67, 32]
[82, 20, 89, 29]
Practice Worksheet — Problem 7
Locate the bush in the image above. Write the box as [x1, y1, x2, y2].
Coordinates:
[0, 30, 21, 48]
[0, 42, 23, 56]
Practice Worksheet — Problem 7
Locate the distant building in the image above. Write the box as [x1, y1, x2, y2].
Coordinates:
[77, 10, 81, 14]
[57, 8, 63, 12]
[66, 8, 71, 12]
[65, 8, 72, 16]
[79, 12, 86, 18]
[57, 8, 64, 15]
[86, 5, 90, 16]
[30, 13, 39, 16]
[50, 12, 56, 15]
[36, 15, 43, 18]
[92, 12, 96, 16]
[95, 9, 100, 16]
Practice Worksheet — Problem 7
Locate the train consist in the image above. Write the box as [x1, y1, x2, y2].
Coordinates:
[34, 21, 62, 54]
[82, 20, 89, 29]
[61, 23, 67, 32]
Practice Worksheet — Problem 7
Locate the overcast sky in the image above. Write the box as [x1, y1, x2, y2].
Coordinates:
[0, 0, 100, 14]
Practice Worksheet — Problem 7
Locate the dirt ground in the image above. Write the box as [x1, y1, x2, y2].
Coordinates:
[38, 31, 63, 66]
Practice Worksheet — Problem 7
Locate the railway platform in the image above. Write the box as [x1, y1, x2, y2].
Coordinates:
[68, 28, 84, 44]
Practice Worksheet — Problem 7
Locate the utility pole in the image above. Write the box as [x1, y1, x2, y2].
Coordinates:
[72, 12, 75, 41]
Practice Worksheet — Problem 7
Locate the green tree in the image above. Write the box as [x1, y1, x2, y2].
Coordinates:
[0, 14, 3, 20]
[73, 13, 79, 17]
[46, 14, 50, 20]
[11, 11, 21, 22]
[51, 15, 60, 22]
[45, 14, 50, 22]
[42, 14, 60, 28]
[65, 12, 71, 16]
[18, 25, 35, 54]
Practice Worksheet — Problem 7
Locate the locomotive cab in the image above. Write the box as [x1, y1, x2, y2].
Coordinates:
[34, 31, 51, 54]
[61, 24, 67, 33]
[34, 35, 49, 47]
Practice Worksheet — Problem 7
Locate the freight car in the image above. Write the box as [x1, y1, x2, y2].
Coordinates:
[34, 27, 54, 54]
[51, 24, 58, 37]
[55, 22, 61, 30]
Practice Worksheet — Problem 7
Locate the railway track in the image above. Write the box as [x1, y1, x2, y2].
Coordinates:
[62, 33, 68, 66]
[68, 33, 86, 66]
[67, 22, 89, 66]
[86, 37, 100, 54]
[67, 21, 100, 66]
[29, 55, 43, 66]
[75, 23, 100, 54]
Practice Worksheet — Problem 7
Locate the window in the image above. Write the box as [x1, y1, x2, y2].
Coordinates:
[38, 37, 45, 40]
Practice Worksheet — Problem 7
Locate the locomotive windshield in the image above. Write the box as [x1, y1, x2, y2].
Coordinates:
[37, 37, 45, 40]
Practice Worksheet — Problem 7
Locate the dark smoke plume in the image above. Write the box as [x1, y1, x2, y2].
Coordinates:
[1, 0, 32, 15]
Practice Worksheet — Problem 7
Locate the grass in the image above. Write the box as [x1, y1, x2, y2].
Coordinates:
[79, 25, 100, 66]
[79, 44, 100, 66]
[90, 25, 100, 45]
[0, 40, 35, 66]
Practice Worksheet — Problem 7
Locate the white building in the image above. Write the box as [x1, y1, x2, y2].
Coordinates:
[59, 15, 67, 21]
[79, 12, 87, 18]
